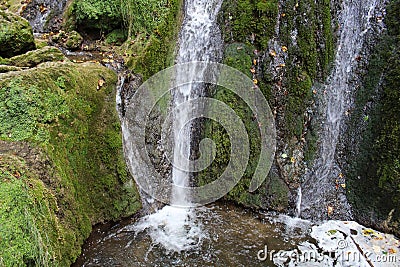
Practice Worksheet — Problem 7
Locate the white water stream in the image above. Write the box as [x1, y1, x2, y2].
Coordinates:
[132, 0, 223, 252]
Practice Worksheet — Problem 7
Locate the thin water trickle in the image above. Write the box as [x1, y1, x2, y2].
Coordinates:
[295, 187, 302, 218]
[299, 0, 387, 220]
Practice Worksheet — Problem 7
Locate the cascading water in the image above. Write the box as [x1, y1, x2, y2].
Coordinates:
[132, 0, 223, 252]
[22, 0, 68, 33]
[299, 0, 386, 220]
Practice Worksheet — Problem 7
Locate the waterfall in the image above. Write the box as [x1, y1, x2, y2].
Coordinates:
[295, 186, 302, 218]
[22, 0, 68, 33]
[299, 0, 386, 220]
[171, 0, 223, 206]
[132, 0, 223, 252]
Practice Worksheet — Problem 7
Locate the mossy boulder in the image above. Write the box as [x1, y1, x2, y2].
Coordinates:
[8, 46, 66, 68]
[0, 65, 20, 73]
[65, 30, 83, 50]
[105, 29, 127, 45]
[0, 61, 141, 265]
[51, 30, 83, 50]
[0, 10, 35, 58]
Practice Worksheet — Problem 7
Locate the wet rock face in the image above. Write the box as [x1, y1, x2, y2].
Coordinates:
[22, 0, 68, 33]
[342, 0, 400, 237]
[0, 11, 35, 58]
[197, 0, 336, 213]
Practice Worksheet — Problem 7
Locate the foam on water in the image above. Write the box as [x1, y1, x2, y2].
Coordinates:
[132, 206, 205, 252]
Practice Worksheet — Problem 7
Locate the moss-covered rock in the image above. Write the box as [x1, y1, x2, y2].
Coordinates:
[0, 10, 35, 58]
[0, 152, 62, 266]
[50, 30, 83, 51]
[122, 0, 183, 80]
[218, 0, 278, 50]
[0, 64, 20, 72]
[105, 29, 127, 45]
[0, 62, 141, 265]
[198, 0, 334, 211]
[65, 30, 83, 50]
[8, 46, 66, 68]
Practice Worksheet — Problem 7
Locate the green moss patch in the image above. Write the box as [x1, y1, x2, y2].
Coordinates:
[121, 0, 183, 80]
[0, 62, 141, 265]
[0, 154, 61, 266]
[219, 0, 278, 50]
[7, 46, 66, 68]
[0, 10, 35, 58]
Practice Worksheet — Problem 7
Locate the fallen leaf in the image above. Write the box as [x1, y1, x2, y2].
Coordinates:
[327, 229, 337, 236]
[269, 50, 277, 57]
[327, 206, 334, 216]
[102, 58, 114, 63]
[372, 233, 384, 240]
[362, 229, 375, 236]
[253, 59, 257, 65]
[39, 4, 47, 13]
[13, 171, 21, 179]
[253, 79, 258, 85]
[373, 245, 381, 254]
[282, 46, 288, 52]
[97, 79, 105, 90]
[388, 248, 397, 254]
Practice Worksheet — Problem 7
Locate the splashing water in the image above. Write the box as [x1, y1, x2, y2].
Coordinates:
[132, 0, 223, 252]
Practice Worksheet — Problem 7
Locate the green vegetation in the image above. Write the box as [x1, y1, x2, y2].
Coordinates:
[347, 0, 400, 236]
[0, 10, 35, 58]
[0, 62, 141, 265]
[121, 0, 183, 79]
[0, 155, 60, 266]
[68, 0, 182, 80]
[71, 0, 123, 32]
[105, 29, 128, 45]
[219, 0, 278, 50]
